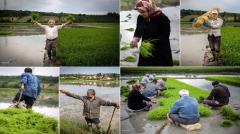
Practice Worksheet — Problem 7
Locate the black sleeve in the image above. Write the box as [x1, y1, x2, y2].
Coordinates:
[137, 92, 151, 101]
[207, 89, 216, 100]
[156, 15, 171, 41]
[134, 15, 143, 38]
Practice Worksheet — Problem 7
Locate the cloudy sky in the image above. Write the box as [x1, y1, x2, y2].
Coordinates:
[0, 0, 119, 14]
[181, 0, 240, 13]
[0, 67, 59, 76]
[60, 67, 119, 74]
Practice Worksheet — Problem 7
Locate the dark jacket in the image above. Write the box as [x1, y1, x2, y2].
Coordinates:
[134, 13, 173, 66]
[128, 90, 151, 110]
[207, 84, 230, 104]
[64, 91, 117, 118]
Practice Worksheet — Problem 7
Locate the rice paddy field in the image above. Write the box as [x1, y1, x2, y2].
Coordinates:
[221, 27, 240, 66]
[57, 23, 119, 66]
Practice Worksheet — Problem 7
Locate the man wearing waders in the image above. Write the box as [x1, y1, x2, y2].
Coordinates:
[207, 9, 223, 63]
[60, 89, 119, 131]
[12, 68, 41, 109]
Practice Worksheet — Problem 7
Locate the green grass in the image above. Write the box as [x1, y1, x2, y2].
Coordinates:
[121, 56, 137, 62]
[0, 108, 57, 134]
[221, 27, 240, 66]
[147, 78, 211, 120]
[221, 106, 240, 121]
[221, 120, 234, 127]
[206, 76, 240, 87]
[57, 23, 119, 66]
[0, 31, 13, 35]
[60, 117, 104, 134]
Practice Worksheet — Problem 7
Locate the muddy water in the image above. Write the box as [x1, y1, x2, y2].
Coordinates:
[180, 34, 208, 66]
[0, 35, 45, 66]
[60, 84, 120, 133]
[120, 6, 180, 66]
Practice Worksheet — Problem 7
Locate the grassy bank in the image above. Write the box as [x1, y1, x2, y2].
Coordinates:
[221, 27, 240, 66]
[57, 23, 119, 66]
[121, 67, 240, 75]
[0, 108, 57, 134]
[147, 78, 211, 120]
[0, 31, 13, 36]
[60, 117, 106, 134]
[206, 76, 240, 87]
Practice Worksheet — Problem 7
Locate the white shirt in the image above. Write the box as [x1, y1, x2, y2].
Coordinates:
[141, 76, 150, 84]
[39, 24, 63, 39]
[208, 18, 223, 36]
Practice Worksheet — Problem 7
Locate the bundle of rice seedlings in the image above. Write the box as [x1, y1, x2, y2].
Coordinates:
[120, 43, 130, 50]
[140, 41, 154, 58]
[66, 15, 75, 22]
[31, 12, 39, 21]
[121, 56, 137, 62]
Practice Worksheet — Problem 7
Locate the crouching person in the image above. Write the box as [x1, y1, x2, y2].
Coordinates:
[128, 84, 155, 111]
[203, 81, 230, 108]
[12, 67, 41, 109]
[60, 89, 119, 130]
[167, 89, 200, 126]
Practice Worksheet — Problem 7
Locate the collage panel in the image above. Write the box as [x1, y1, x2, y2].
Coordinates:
[181, 0, 240, 66]
[120, 0, 180, 66]
[0, 0, 119, 66]
[59, 67, 120, 134]
[0, 67, 59, 133]
[120, 67, 240, 134]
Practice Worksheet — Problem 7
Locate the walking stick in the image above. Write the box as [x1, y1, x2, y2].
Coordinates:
[106, 107, 117, 134]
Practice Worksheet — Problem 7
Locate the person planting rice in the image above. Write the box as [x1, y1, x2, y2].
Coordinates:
[193, 7, 223, 64]
[128, 84, 155, 111]
[33, 19, 71, 61]
[149, 73, 156, 80]
[156, 77, 167, 91]
[142, 81, 158, 98]
[12, 68, 41, 109]
[141, 74, 150, 88]
[130, 0, 173, 66]
[60, 89, 119, 131]
[203, 81, 230, 108]
[167, 89, 200, 126]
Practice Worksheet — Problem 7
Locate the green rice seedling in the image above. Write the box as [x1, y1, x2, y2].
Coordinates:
[126, 79, 138, 84]
[147, 107, 170, 120]
[125, 28, 134, 31]
[140, 41, 154, 58]
[66, 15, 76, 22]
[121, 43, 131, 50]
[221, 120, 233, 127]
[197, 96, 205, 103]
[198, 105, 212, 117]
[0, 31, 12, 36]
[221, 106, 240, 121]
[121, 86, 129, 98]
[126, 13, 132, 19]
[121, 56, 137, 62]
[121, 20, 129, 22]
[0, 108, 57, 134]
[206, 76, 240, 87]
[31, 12, 40, 21]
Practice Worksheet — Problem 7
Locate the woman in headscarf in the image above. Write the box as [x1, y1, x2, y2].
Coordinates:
[131, 0, 173, 66]
[128, 84, 154, 111]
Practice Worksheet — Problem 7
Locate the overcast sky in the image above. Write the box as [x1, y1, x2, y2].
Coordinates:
[0, 67, 59, 76]
[0, 0, 119, 14]
[181, 0, 240, 13]
[60, 67, 119, 74]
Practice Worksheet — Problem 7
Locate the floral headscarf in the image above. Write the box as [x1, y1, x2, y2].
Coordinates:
[134, 0, 161, 16]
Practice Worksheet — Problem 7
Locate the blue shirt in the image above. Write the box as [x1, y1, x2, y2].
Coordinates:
[21, 73, 41, 99]
[170, 96, 199, 119]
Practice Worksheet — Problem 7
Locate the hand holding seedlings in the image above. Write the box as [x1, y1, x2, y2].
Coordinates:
[130, 37, 140, 48]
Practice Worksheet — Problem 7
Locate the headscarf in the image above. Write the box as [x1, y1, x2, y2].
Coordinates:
[134, 0, 161, 18]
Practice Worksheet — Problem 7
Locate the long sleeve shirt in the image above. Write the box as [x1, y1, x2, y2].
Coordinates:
[170, 96, 199, 119]
[38, 23, 63, 39]
[63, 91, 117, 118]
[208, 18, 223, 36]
[207, 84, 230, 104]
[21, 73, 41, 99]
